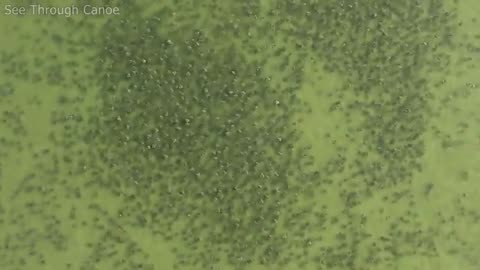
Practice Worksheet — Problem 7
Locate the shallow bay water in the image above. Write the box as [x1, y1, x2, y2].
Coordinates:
[0, 1, 479, 270]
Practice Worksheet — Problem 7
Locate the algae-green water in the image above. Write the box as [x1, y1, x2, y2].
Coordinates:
[0, 0, 479, 270]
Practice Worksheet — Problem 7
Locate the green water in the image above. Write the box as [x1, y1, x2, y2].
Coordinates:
[1, 1, 479, 270]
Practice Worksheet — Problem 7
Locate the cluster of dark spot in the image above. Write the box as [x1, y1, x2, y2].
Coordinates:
[0, 0, 479, 270]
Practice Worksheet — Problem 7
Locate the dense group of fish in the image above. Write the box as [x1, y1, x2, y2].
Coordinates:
[0, 0, 479, 269]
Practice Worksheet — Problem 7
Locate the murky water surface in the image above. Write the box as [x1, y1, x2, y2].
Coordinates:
[1, 1, 479, 269]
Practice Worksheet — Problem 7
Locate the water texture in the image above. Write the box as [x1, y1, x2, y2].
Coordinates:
[0, 0, 479, 269]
